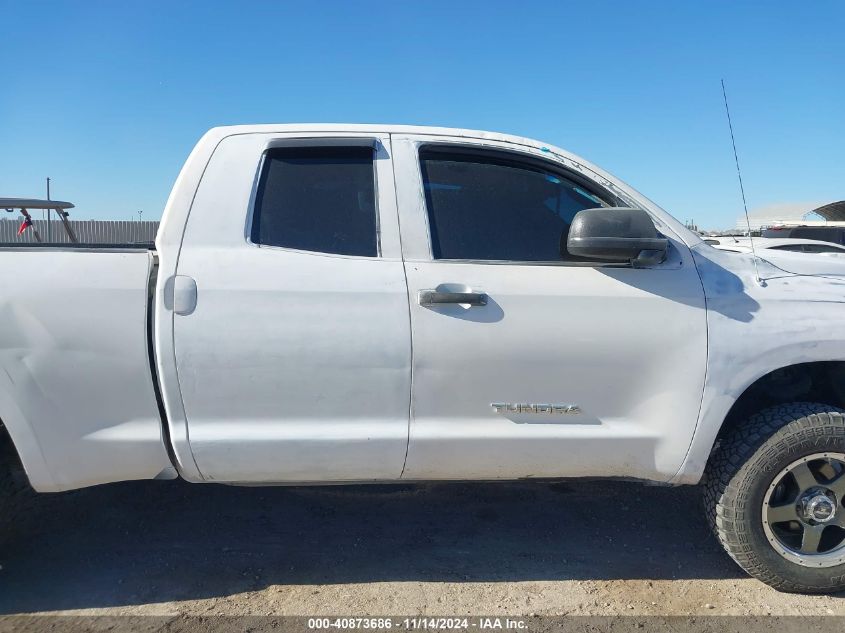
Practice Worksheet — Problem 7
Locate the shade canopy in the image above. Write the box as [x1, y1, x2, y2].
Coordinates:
[736, 200, 845, 230]
[1, 198, 75, 210]
[812, 201, 845, 222]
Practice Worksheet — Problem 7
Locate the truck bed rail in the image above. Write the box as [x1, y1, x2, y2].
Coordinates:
[0, 242, 155, 251]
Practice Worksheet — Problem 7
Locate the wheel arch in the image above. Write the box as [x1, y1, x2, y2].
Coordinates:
[672, 360, 845, 485]
[0, 412, 29, 472]
[715, 361, 845, 444]
[0, 397, 58, 492]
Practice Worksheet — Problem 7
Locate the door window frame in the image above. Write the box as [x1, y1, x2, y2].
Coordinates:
[417, 144, 625, 265]
[391, 134, 682, 268]
[242, 134, 402, 261]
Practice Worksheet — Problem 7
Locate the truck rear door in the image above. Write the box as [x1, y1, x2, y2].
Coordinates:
[171, 133, 411, 482]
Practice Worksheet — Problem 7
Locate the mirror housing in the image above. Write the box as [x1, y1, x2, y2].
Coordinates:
[566, 207, 668, 266]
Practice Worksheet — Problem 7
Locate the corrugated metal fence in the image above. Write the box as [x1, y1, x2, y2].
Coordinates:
[0, 218, 160, 244]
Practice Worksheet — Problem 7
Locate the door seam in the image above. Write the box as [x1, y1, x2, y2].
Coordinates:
[389, 133, 414, 478]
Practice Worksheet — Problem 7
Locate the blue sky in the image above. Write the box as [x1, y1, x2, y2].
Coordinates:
[1, 1, 842, 229]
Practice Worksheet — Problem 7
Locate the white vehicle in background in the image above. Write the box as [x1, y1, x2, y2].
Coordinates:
[708, 237, 845, 255]
[3, 124, 845, 593]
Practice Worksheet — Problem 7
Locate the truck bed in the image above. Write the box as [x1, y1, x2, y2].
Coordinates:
[0, 248, 172, 491]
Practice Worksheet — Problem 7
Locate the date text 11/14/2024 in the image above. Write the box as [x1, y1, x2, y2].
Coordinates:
[307, 618, 529, 630]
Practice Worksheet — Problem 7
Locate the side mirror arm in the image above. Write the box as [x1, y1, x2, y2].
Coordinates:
[632, 244, 669, 268]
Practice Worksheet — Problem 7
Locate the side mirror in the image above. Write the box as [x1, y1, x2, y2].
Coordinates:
[566, 207, 668, 266]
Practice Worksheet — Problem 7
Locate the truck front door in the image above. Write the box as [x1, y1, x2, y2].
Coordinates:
[392, 135, 708, 482]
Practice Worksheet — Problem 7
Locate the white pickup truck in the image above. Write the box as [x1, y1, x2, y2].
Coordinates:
[3, 125, 845, 593]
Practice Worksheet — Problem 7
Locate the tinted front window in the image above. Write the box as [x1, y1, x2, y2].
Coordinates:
[420, 150, 611, 261]
[251, 146, 377, 257]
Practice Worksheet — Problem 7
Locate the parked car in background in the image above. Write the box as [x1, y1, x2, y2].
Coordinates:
[708, 237, 845, 255]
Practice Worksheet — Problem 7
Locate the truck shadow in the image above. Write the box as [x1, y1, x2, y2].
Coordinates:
[0, 476, 742, 614]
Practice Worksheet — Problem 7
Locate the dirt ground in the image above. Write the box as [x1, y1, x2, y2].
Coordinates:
[1, 438, 844, 619]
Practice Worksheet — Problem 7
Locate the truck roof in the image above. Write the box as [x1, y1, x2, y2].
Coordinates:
[203, 124, 555, 150]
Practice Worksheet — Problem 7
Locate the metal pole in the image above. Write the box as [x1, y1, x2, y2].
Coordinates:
[46, 177, 51, 242]
[21, 209, 43, 243]
[56, 209, 78, 243]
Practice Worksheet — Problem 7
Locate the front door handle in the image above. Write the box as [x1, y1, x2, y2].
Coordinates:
[418, 290, 487, 307]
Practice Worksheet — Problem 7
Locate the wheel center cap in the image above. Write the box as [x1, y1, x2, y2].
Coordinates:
[805, 494, 836, 523]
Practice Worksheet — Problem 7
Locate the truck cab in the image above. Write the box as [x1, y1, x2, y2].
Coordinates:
[154, 126, 706, 484]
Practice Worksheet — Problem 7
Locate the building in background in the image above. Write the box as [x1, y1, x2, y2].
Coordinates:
[736, 200, 845, 231]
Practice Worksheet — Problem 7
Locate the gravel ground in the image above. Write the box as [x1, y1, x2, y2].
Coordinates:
[1, 437, 844, 618]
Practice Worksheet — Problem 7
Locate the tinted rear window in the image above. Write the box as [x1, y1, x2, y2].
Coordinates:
[251, 146, 378, 257]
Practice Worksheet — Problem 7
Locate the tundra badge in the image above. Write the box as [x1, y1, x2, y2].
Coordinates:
[491, 403, 581, 415]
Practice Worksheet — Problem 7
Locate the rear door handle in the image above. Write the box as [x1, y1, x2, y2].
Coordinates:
[173, 275, 198, 315]
[418, 290, 487, 307]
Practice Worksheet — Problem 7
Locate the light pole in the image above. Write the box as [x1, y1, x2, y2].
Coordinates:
[46, 177, 51, 242]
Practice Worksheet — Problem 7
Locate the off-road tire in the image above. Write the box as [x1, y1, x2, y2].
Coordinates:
[703, 402, 845, 593]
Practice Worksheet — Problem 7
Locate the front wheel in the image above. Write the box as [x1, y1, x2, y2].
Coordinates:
[703, 402, 845, 593]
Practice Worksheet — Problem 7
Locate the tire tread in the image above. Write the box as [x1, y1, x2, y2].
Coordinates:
[703, 402, 845, 593]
